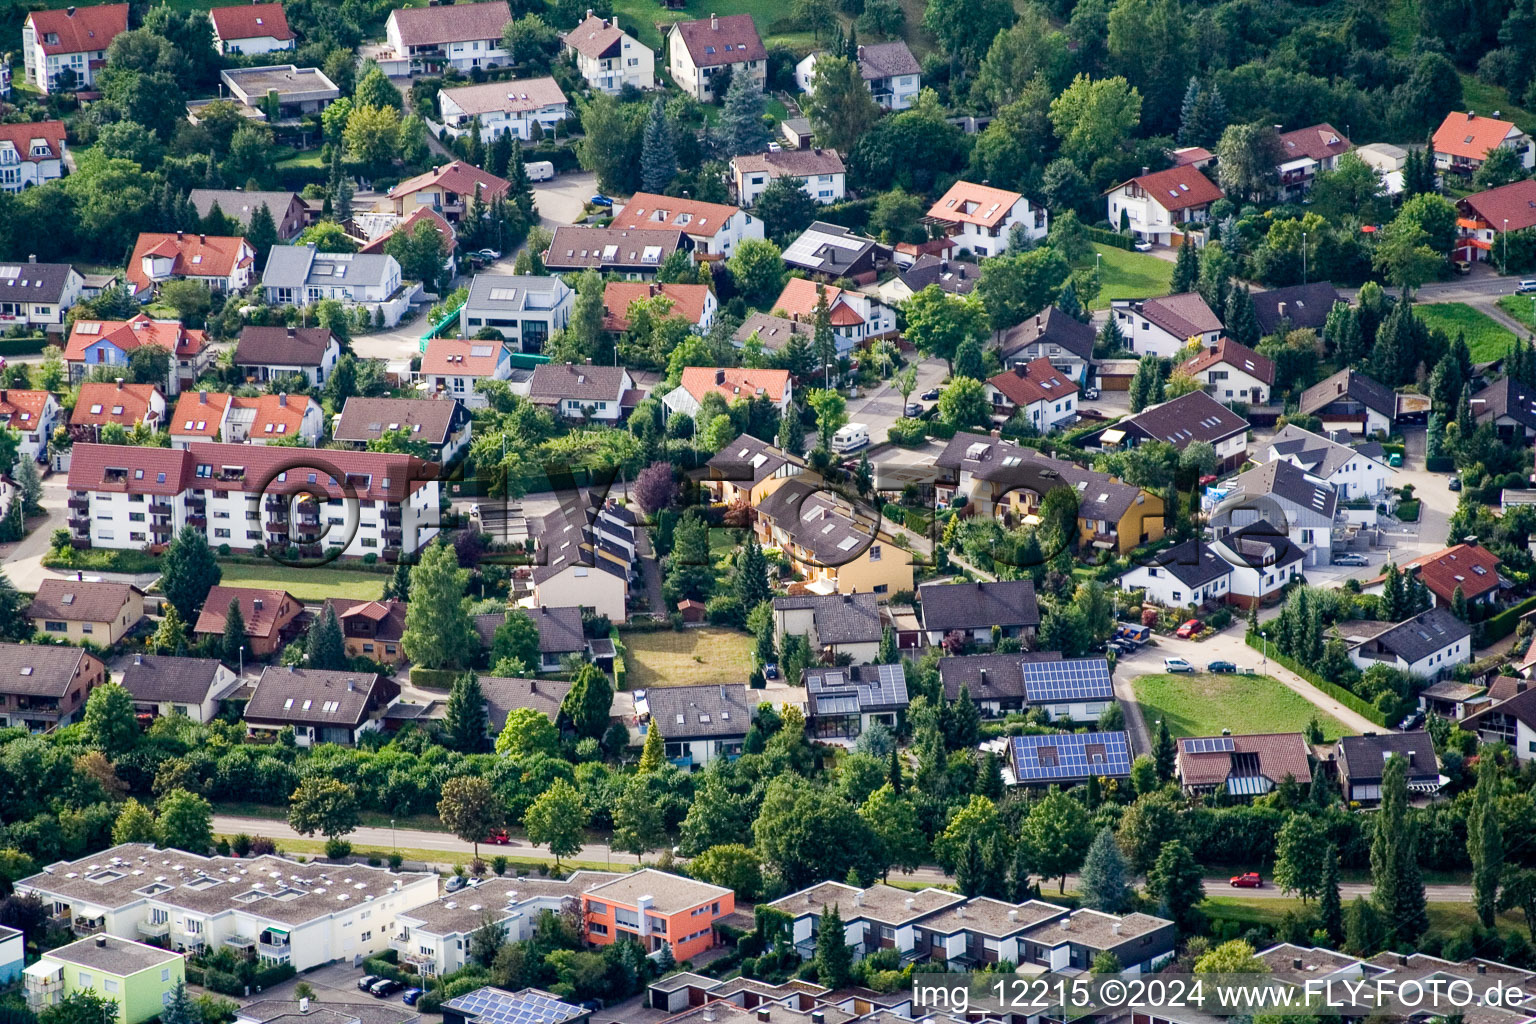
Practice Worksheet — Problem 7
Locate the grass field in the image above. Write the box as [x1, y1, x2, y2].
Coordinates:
[1132, 672, 1353, 741]
[1204, 894, 1522, 933]
[216, 562, 387, 602]
[622, 626, 756, 687]
[609, 0, 816, 51]
[1085, 244, 1175, 309]
[1414, 302, 1520, 362]
[1498, 294, 1536, 331]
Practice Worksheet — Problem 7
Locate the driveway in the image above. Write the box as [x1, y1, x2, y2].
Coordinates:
[842, 357, 949, 448]
[256, 960, 374, 1002]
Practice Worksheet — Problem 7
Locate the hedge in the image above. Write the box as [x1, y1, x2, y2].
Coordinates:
[254, 963, 296, 990]
[1085, 226, 1135, 251]
[43, 547, 164, 573]
[408, 666, 459, 689]
[1482, 594, 1536, 644]
[0, 336, 49, 356]
[1426, 455, 1456, 473]
[1243, 631, 1390, 727]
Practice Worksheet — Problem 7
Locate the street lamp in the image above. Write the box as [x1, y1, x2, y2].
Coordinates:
[391, 819, 396, 852]
[1301, 232, 1307, 285]
[1504, 219, 1509, 273]
[238, 644, 245, 677]
[1261, 630, 1268, 675]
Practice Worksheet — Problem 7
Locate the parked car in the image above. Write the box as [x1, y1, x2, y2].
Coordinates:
[371, 979, 404, 998]
[444, 875, 469, 892]
[1333, 553, 1369, 567]
[1114, 624, 1151, 646]
[1163, 657, 1195, 673]
[905, 402, 922, 416]
[1517, 280, 1536, 294]
[921, 388, 941, 401]
[1388, 453, 1403, 468]
[358, 976, 381, 993]
[1084, 386, 1101, 400]
[485, 829, 511, 845]
[1134, 240, 1153, 252]
[472, 248, 501, 261]
[1175, 619, 1202, 639]
[589, 194, 614, 208]
[1399, 710, 1426, 731]
[1453, 259, 1472, 275]
[1207, 660, 1237, 673]
[1449, 476, 1462, 491]
[764, 663, 779, 680]
[401, 990, 424, 1006]
[1230, 872, 1263, 888]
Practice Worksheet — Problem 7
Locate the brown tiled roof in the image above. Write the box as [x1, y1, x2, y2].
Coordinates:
[27, 579, 141, 624]
[0, 389, 55, 431]
[70, 382, 162, 428]
[1113, 166, 1224, 212]
[732, 148, 845, 177]
[610, 192, 742, 239]
[527, 363, 629, 404]
[479, 674, 572, 731]
[986, 358, 1078, 407]
[772, 278, 864, 325]
[927, 181, 1023, 229]
[1460, 178, 1536, 234]
[1297, 368, 1396, 418]
[1180, 337, 1275, 385]
[334, 397, 465, 446]
[1176, 732, 1310, 789]
[1434, 111, 1523, 162]
[1120, 389, 1248, 447]
[65, 315, 207, 362]
[209, 3, 294, 41]
[234, 326, 336, 367]
[999, 307, 1094, 361]
[1402, 543, 1502, 604]
[391, 161, 510, 202]
[66, 444, 190, 495]
[193, 586, 300, 639]
[439, 77, 567, 116]
[1135, 291, 1222, 339]
[323, 599, 407, 644]
[544, 226, 685, 271]
[358, 206, 457, 256]
[0, 642, 92, 698]
[388, 1, 509, 47]
[26, 4, 128, 55]
[245, 666, 395, 728]
[564, 13, 626, 59]
[668, 14, 766, 67]
[0, 121, 66, 162]
[1277, 123, 1351, 163]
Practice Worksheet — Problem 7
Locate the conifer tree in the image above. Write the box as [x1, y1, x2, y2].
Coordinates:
[305, 606, 347, 670]
[1225, 285, 1259, 347]
[1153, 719, 1177, 782]
[1078, 827, 1133, 913]
[638, 721, 665, 772]
[1319, 844, 1344, 945]
[222, 598, 246, 666]
[1469, 751, 1503, 928]
[445, 671, 489, 753]
[641, 98, 677, 194]
[1370, 754, 1429, 946]
[1171, 234, 1199, 293]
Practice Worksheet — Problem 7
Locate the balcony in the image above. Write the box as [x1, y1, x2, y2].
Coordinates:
[257, 940, 291, 960]
[384, 509, 402, 525]
[186, 515, 207, 528]
[1090, 531, 1119, 550]
[150, 502, 172, 515]
[138, 918, 170, 939]
[68, 516, 89, 531]
[385, 528, 403, 544]
[265, 496, 287, 512]
[186, 496, 206, 511]
[383, 548, 401, 563]
[72, 917, 104, 937]
[67, 497, 88, 512]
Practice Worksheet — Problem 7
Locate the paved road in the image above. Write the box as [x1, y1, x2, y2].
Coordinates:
[841, 357, 950, 447]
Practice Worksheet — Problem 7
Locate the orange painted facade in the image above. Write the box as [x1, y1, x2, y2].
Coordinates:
[582, 884, 733, 961]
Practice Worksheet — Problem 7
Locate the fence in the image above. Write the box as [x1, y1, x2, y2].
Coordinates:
[1243, 632, 1390, 727]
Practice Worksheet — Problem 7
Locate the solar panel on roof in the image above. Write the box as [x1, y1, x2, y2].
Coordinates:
[443, 988, 584, 1024]
[1185, 736, 1235, 754]
[1020, 658, 1113, 704]
[1009, 731, 1131, 781]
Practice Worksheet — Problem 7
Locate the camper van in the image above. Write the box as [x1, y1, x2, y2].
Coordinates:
[831, 422, 870, 453]
[525, 161, 556, 182]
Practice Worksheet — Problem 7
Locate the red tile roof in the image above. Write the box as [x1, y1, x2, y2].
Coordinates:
[1401, 543, 1503, 604]
[235, 393, 317, 441]
[66, 444, 191, 495]
[358, 206, 457, 256]
[986, 358, 1079, 408]
[1115, 166, 1224, 213]
[1277, 123, 1351, 163]
[388, 1, 510, 47]
[64, 315, 207, 363]
[1177, 732, 1311, 789]
[194, 586, 300, 639]
[1434, 111, 1525, 162]
[170, 391, 233, 438]
[771, 278, 865, 326]
[609, 192, 742, 239]
[1171, 146, 1213, 166]
[25, 4, 128, 55]
[70, 382, 162, 428]
[421, 336, 507, 378]
[127, 232, 253, 294]
[1459, 179, 1536, 234]
[669, 13, 766, 67]
[0, 121, 66, 162]
[390, 161, 510, 202]
[209, 3, 294, 41]
[565, 13, 626, 59]
[677, 366, 791, 404]
[927, 181, 1024, 229]
[0, 389, 55, 431]
[603, 282, 711, 331]
[1180, 337, 1275, 386]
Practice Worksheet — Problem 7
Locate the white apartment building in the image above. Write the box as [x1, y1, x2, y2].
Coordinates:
[437, 78, 569, 141]
[0, 122, 67, 192]
[564, 13, 654, 94]
[665, 14, 766, 102]
[22, 4, 128, 94]
[382, 1, 511, 74]
[1104, 166, 1224, 247]
[15, 844, 439, 973]
[608, 192, 763, 258]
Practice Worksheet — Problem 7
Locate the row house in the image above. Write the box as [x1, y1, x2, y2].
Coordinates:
[0, 642, 107, 732]
[609, 192, 762, 258]
[65, 442, 441, 560]
[169, 390, 325, 448]
[437, 78, 569, 141]
[22, 4, 128, 94]
[529, 496, 637, 622]
[65, 315, 212, 395]
[665, 14, 765, 102]
[925, 181, 1046, 258]
[382, 1, 512, 74]
[564, 12, 654, 93]
[0, 121, 67, 192]
[16, 843, 438, 971]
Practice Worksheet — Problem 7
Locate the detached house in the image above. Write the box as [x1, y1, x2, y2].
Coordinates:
[1180, 338, 1275, 405]
[193, 586, 302, 658]
[527, 363, 637, 422]
[322, 599, 408, 664]
[27, 579, 145, 646]
[1176, 732, 1311, 798]
[771, 592, 882, 664]
[998, 308, 1095, 385]
[437, 78, 569, 141]
[604, 282, 715, 334]
[636, 684, 753, 770]
[985, 358, 1079, 431]
[1433, 110, 1534, 178]
[189, 190, 309, 241]
[1120, 537, 1233, 609]
[1296, 368, 1397, 437]
[782, 222, 887, 281]
[1471, 375, 1536, 441]
[1087, 389, 1250, 470]
[208, 3, 295, 55]
[1007, 731, 1133, 788]
[666, 14, 765, 102]
[207, 64, 340, 124]
[382, 1, 512, 74]
[244, 666, 400, 746]
[730, 149, 846, 207]
[380, 162, 510, 223]
[0, 642, 107, 731]
[1210, 523, 1305, 608]
[1455, 179, 1536, 263]
[925, 181, 1047, 258]
[564, 12, 654, 93]
[262, 245, 409, 326]
[1463, 686, 1536, 761]
[609, 192, 762, 258]
[233, 326, 341, 388]
[1251, 282, 1340, 337]
[460, 274, 574, 353]
[1372, 542, 1504, 612]
[664, 367, 791, 420]
[542, 226, 689, 279]
[0, 260, 81, 332]
[69, 382, 165, 436]
[1103, 166, 1224, 247]
[938, 653, 1114, 722]
[771, 278, 895, 349]
[126, 233, 255, 300]
[0, 121, 67, 192]
[755, 480, 912, 598]
[1264, 423, 1391, 501]
[65, 316, 210, 395]
[1214, 459, 1338, 568]
[0, 390, 61, 463]
[420, 337, 511, 408]
[22, 4, 128, 93]
[803, 663, 908, 741]
[920, 580, 1039, 648]
[334, 396, 473, 464]
[119, 654, 239, 723]
[1110, 292, 1223, 358]
[1337, 606, 1471, 680]
[795, 41, 920, 111]
[1334, 732, 1440, 803]
[1275, 123, 1352, 198]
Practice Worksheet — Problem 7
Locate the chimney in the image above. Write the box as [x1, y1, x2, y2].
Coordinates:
[348, 679, 356, 691]
[1277, 301, 1288, 320]
[95, 936, 106, 947]
[711, 11, 718, 28]
[757, 1010, 771, 1023]
[541, 606, 549, 614]
[1336, 381, 1344, 394]
[857, 45, 864, 58]
[1479, 964, 1488, 975]
[28, 254, 35, 264]
[1141, 166, 1149, 176]
[956, 904, 966, 918]
[1519, 681, 1528, 694]
[199, 390, 208, 404]
[843, 594, 852, 603]
[811, 1015, 825, 1024]
[300, 999, 309, 1014]
[1293, 958, 1303, 971]
[1112, 921, 1122, 935]
[288, 327, 296, 338]
[177, 230, 184, 240]
[1398, 954, 1409, 966]
[1035, 313, 1042, 329]
[1014, 362, 1027, 378]
[115, 377, 124, 390]
[66, 5, 75, 13]
[853, 890, 863, 905]
[715, 368, 726, 385]
[1059, 917, 1070, 931]
[1008, 909, 1019, 922]
[1468, 111, 1476, 119]
[254, 598, 263, 610]
[979, 668, 989, 687]
[279, 393, 287, 407]
[199, 234, 206, 244]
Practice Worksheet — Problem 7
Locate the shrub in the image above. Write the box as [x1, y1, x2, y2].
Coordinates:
[253, 963, 296, 990]
[492, 855, 508, 876]
[231, 833, 252, 857]
[368, 856, 382, 866]
[388, 853, 404, 870]
[324, 838, 352, 860]
[249, 836, 278, 856]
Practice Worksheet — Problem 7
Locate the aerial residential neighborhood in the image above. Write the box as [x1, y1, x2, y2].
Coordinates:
[3, 0, 1536, 1023]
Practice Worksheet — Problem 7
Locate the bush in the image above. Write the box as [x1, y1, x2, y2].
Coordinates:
[388, 852, 404, 870]
[325, 837, 353, 860]
[886, 418, 927, 446]
[409, 666, 459, 689]
[253, 964, 296, 990]
[1484, 595, 1536, 643]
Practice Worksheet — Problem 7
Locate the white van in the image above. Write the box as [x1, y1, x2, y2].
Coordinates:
[831, 422, 870, 453]
[525, 160, 556, 182]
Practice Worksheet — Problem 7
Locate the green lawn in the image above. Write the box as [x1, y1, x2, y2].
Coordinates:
[608, 0, 816, 51]
[1084, 244, 1175, 309]
[621, 626, 756, 687]
[1498, 294, 1536, 332]
[274, 146, 325, 169]
[1132, 672, 1353, 741]
[1414, 302, 1520, 362]
[1458, 73, 1536, 139]
[216, 562, 387, 602]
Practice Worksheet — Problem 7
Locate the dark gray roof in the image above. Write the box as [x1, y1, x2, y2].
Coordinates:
[0, 261, 78, 305]
[935, 436, 1146, 524]
[441, 987, 585, 1024]
[1368, 606, 1471, 664]
[333, 397, 469, 446]
[1227, 460, 1338, 519]
[532, 605, 585, 654]
[919, 581, 1040, 632]
[772, 591, 881, 646]
[527, 363, 629, 404]
[188, 189, 302, 228]
[938, 651, 1062, 700]
[1141, 538, 1233, 588]
[1119, 390, 1249, 448]
[1471, 376, 1536, 431]
[0, 642, 89, 698]
[1298, 369, 1396, 418]
[803, 663, 908, 715]
[1252, 282, 1339, 337]
[479, 675, 572, 732]
[1268, 424, 1386, 478]
[999, 306, 1095, 362]
[543, 226, 686, 271]
[642, 683, 752, 739]
[781, 222, 882, 276]
[755, 480, 883, 565]
[245, 666, 391, 728]
[1214, 523, 1305, 570]
[1336, 732, 1439, 785]
[261, 245, 397, 292]
[706, 433, 795, 490]
[234, 326, 336, 367]
[119, 655, 225, 705]
[899, 255, 978, 297]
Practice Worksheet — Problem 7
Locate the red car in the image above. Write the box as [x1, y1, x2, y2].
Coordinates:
[485, 829, 511, 845]
[1230, 872, 1263, 888]
[1175, 619, 1202, 639]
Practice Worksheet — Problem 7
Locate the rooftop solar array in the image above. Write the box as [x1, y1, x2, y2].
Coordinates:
[1009, 731, 1131, 782]
[1183, 736, 1236, 754]
[1021, 657, 1113, 704]
[807, 663, 908, 714]
[442, 988, 585, 1024]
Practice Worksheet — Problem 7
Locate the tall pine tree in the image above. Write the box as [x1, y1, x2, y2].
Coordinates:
[445, 671, 489, 753]
[1225, 285, 1259, 347]
[641, 98, 677, 194]
[1370, 754, 1429, 946]
[1319, 844, 1344, 945]
[305, 606, 347, 670]
[1153, 719, 1177, 782]
[222, 598, 246, 666]
[1171, 234, 1199, 293]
